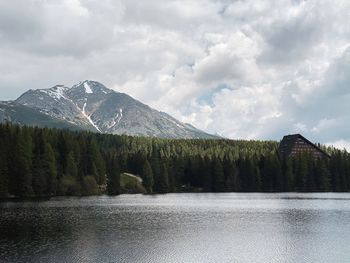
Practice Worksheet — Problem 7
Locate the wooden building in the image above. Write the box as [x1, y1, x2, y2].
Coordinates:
[279, 134, 330, 159]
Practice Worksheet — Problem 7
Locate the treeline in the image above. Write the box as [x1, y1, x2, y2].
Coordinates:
[0, 123, 350, 198]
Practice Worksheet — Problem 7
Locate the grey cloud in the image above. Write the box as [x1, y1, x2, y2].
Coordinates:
[0, 0, 119, 57]
[0, 0, 350, 148]
[259, 13, 323, 64]
[0, 1, 44, 42]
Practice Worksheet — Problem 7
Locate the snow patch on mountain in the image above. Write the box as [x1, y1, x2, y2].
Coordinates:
[105, 108, 123, 129]
[39, 85, 70, 101]
[118, 108, 123, 122]
[84, 82, 93, 94]
[82, 102, 101, 132]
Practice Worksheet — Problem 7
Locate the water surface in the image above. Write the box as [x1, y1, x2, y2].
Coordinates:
[1, 193, 350, 263]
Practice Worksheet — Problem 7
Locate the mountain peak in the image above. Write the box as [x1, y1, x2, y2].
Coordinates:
[9, 81, 219, 139]
[71, 80, 112, 95]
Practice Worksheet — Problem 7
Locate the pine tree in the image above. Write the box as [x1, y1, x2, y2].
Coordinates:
[282, 157, 294, 191]
[141, 160, 154, 193]
[240, 158, 256, 191]
[212, 158, 225, 192]
[66, 151, 78, 178]
[57, 132, 69, 177]
[87, 139, 106, 185]
[224, 161, 240, 192]
[306, 157, 316, 191]
[32, 155, 46, 196]
[16, 128, 34, 197]
[271, 153, 283, 191]
[201, 157, 212, 192]
[157, 163, 169, 193]
[151, 149, 161, 192]
[0, 142, 8, 197]
[174, 157, 186, 189]
[31, 130, 47, 196]
[255, 166, 262, 191]
[188, 156, 201, 187]
[295, 153, 308, 191]
[315, 158, 331, 191]
[167, 161, 176, 192]
[107, 153, 120, 195]
[43, 143, 58, 195]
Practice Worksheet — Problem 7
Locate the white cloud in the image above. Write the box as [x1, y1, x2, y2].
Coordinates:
[326, 140, 350, 152]
[63, 0, 90, 17]
[0, 0, 350, 145]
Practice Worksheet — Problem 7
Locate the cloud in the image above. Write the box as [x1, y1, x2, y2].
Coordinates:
[326, 140, 350, 152]
[0, 0, 350, 149]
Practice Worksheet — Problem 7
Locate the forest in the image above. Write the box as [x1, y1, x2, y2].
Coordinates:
[0, 123, 350, 198]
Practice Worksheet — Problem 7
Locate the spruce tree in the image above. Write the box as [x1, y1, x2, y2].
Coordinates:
[0, 143, 8, 197]
[157, 163, 169, 193]
[66, 151, 78, 178]
[295, 153, 308, 191]
[87, 139, 106, 185]
[201, 157, 212, 192]
[315, 158, 330, 191]
[43, 143, 58, 195]
[151, 149, 161, 192]
[224, 162, 240, 192]
[271, 153, 283, 191]
[212, 158, 225, 192]
[141, 160, 154, 193]
[306, 157, 316, 191]
[241, 158, 256, 191]
[167, 161, 176, 192]
[107, 153, 120, 195]
[282, 157, 294, 191]
[17, 128, 34, 197]
[32, 156, 46, 196]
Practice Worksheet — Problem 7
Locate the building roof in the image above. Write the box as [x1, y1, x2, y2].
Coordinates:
[279, 134, 330, 158]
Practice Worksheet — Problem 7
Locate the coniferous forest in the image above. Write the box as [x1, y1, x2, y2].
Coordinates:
[0, 123, 350, 198]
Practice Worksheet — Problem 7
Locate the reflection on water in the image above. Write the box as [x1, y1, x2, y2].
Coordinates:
[1, 193, 350, 263]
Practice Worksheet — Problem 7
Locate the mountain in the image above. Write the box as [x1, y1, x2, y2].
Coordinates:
[0, 101, 86, 131]
[1, 80, 218, 139]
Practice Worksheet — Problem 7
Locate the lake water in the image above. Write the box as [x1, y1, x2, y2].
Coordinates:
[1, 193, 350, 263]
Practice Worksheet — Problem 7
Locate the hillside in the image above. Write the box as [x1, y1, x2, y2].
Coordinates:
[1, 123, 349, 199]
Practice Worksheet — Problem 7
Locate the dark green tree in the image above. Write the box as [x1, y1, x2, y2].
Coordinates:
[16, 128, 34, 197]
[43, 143, 58, 195]
[315, 158, 331, 191]
[151, 149, 161, 192]
[107, 153, 121, 195]
[282, 157, 294, 191]
[0, 142, 8, 198]
[66, 151, 78, 178]
[240, 158, 256, 191]
[87, 139, 106, 185]
[212, 158, 225, 192]
[141, 160, 154, 193]
[295, 153, 308, 191]
[224, 161, 240, 192]
[201, 157, 212, 192]
[157, 163, 169, 193]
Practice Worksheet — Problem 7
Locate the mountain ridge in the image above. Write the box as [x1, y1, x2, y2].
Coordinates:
[0, 80, 219, 139]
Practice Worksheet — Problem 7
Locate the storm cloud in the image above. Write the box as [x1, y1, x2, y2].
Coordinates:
[1, 0, 350, 148]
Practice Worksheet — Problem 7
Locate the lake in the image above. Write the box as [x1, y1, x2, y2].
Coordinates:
[1, 193, 350, 263]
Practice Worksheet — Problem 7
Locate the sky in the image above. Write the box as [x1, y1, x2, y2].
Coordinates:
[0, 0, 350, 148]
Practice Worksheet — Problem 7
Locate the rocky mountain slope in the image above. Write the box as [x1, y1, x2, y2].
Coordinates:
[0, 101, 86, 131]
[1, 80, 218, 139]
